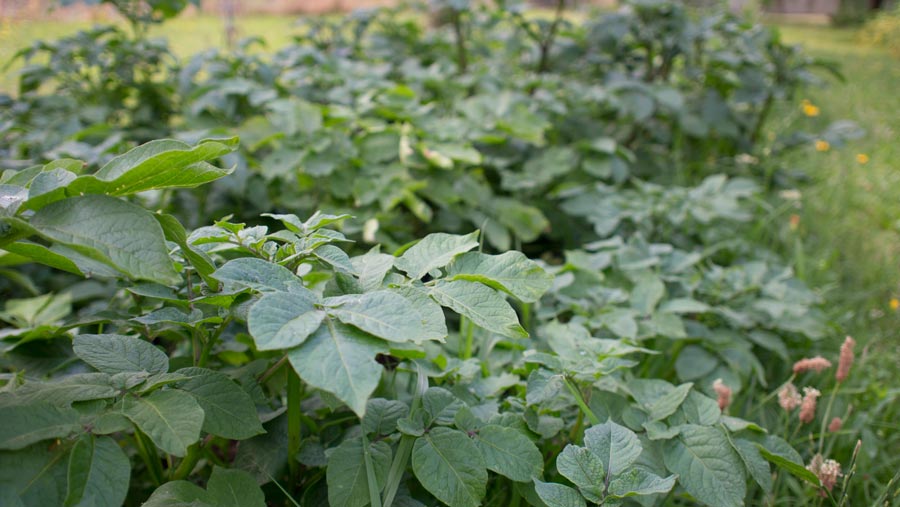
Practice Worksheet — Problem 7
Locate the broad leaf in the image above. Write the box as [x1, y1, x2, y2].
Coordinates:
[73, 334, 168, 375]
[141, 481, 213, 507]
[121, 390, 204, 457]
[430, 280, 527, 339]
[395, 232, 479, 279]
[555, 445, 605, 502]
[65, 435, 130, 507]
[732, 438, 773, 494]
[447, 251, 552, 303]
[606, 468, 676, 498]
[326, 437, 392, 507]
[248, 291, 324, 350]
[29, 195, 179, 285]
[326, 291, 427, 343]
[474, 424, 543, 482]
[175, 367, 264, 440]
[9, 373, 116, 406]
[0, 443, 69, 506]
[0, 402, 80, 450]
[663, 425, 746, 507]
[362, 399, 409, 436]
[207, 466, 265, 507]
[412, 427, 487, 507]
[756, 436, 819, 485]
[583, 420, 642, 478]
[533, 479, 586, 507]
[212, 257, 306, 293]
[286, 319, 387, 417]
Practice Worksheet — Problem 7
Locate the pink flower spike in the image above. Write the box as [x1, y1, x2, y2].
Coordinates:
[799, 387, 821, 424]
[778, 383, 802, 412]
[793, 356, 832, 375]
[807, 454, 842, 493]
[713, 378, 732, 411]
[836, 336, 856, 382]
[828, 417, 843, 433]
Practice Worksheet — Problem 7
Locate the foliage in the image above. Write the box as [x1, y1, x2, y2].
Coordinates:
[860, 3, 900, 57]
[0, 1, 885, 506]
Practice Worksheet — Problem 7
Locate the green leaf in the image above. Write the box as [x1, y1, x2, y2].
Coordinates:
[212, 257, 306, 293]
[606, 468, 676, 499]
[732, 438, 773, 494]
[351, 250, 394, 292]
[394, 231, 479, 279]
[474, 424, 543, 482]
[247, 291, 324, 350]
[175, 367, 264, 440]
[446, 251, 552, 303]
[647, 383, 693, 421]
[28, 195, 179, 285]
[756, 436, 819, 486]
[65, 138, 238, 197]
[555, 445, 605, 502]
[142, 481, 213, 507]
[0, 402, 80, 450]
[154, 214, 219, 290]
[207, 466, 266, 507]
[326, 437, 392, 507]
[73, 334, 168, 375]
[583, 420, 642, 478]
[0, 443, 69, 506]
[64, 435, 130, 507]
[326, 291, 428, 343]
[422, 387, 466, 426]
[663, 425, 746, 507]
[412, 427, 487, 507]
[121, 390, 204, 457]
[362, 398, 409, 436]
[390, 285, 448, 342]
[286, 319, 387, 417]
[430, 280, 527, 339]
[9, 373, 116, 406]
[630, 273, 665, 315]
[532, 479, 586, 507]
[675, 346, 718, 382]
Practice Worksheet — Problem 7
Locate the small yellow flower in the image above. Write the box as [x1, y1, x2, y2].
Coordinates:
[815, 140, 830, 152]
[856, 153, 870, 164]
[890, 298, 899, 311]
[802, 103, 820, 117]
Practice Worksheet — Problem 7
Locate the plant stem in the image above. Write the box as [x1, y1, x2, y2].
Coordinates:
[287, 367, 302, 480]
[817, 383, 840, 455]
[382, 364, 428, 507]
[563, 376, 599, 425]
[171, 442, 202, 480]
[537, 0, 565, 73]
[452, 11, 468, 74]
[362, 434, 384, 507]
[134, 426, 164, 486]
[259, 356, 289, 384]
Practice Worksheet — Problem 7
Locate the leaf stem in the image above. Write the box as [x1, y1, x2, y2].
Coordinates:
[133, 426, 164, 486]
[171, 442, 202, 480]
[362, 434, 383, 507]
[563, 376, 599, 426]
[287, 366, 302, 480]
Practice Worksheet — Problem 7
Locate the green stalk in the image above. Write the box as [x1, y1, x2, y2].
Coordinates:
[817, 383, 840, 455]
[287, 367, 302, 479]
[134, 426, 164, 486]
[171, 442, 202, 480]
[383, 364, 428, 507]
[460, 316, 475, 360]
[199, 317, 231, 368]
[564, 376, 599, 425]
[362, 435, 383, 507]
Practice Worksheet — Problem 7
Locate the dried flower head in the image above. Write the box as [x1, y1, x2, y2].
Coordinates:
[778, 383, 802, 412]
[828, 417, 843, 433]
[836, 336, 856, 382]
[713, 378, 732, 411]
[793, 356, 832, 375]
[807, 453, 842, 493]
[799, 387, 821, 424]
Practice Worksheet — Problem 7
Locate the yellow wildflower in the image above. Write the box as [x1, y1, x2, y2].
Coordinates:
[802, 102, 820, 117]
[856, 153, 870, 164]
[815, 140, 830, 152]
[890, 298, 899, 310]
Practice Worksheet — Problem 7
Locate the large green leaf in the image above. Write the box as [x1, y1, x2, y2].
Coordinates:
[286, 319, 387, 417]
[212, 257, 307, 293]
[175, 367, 264, 440]
[663, 425, 746, 507]
[756, 436, 819, 485]
[206, 467, 265, 507]
[9, 373, 116, 406]
[429, 280, 527, 339]
[64, 435, 130, 507]
[141, 481, 213, 507]
[73, 334, 168, 375]
[394, 231, 479, 279]
[474, 424, 543, 482]
[247, 291, 324, 350]
[325, 291, 427, 343]
[446, 251, 552, 303]
[606, 468, 676, 499]
[732, 438, 773, 494]
[362, 399, 409, 436]
[63, 138, 238, 197]
[351, 250, 394, 292]
[555, 445, 605, 502]
[0, 402, 80, 450]
[28, 195, 179, 285]
[0, 443, 69, 506]
[532, 479, 586, 507]
[412, 427, 487, 507]
[326, 436, 392, 507]
[120, 390, 204, 457]
[583, 420, 642, 478]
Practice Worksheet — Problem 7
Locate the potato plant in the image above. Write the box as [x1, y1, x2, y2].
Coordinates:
[0, 0, 876, 505]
